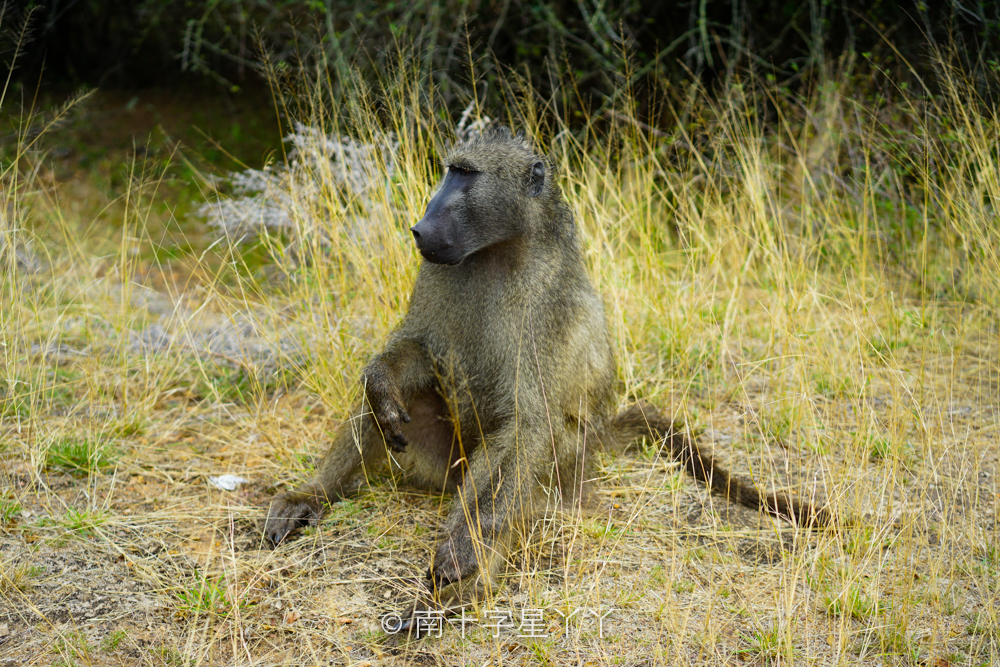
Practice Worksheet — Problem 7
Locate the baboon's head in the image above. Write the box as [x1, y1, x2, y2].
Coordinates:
[410, 126, 556, 265]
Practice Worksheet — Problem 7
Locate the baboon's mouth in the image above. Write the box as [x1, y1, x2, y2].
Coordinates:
[418, 247, 462, 266]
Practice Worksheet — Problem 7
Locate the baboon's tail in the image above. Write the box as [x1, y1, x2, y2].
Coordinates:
[613, 402, 832, 528]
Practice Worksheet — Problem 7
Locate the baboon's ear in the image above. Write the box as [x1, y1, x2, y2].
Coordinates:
[528, 161, 545, 197]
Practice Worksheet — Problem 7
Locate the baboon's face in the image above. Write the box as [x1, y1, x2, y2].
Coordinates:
[410, 150, 545, 266]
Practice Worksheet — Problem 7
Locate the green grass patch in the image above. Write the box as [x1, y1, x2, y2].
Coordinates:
[0, 557, 41, 594]
[738, 624, 795, 666]
[193, 365, 301, 406]
[175, 573, 248, 618]
[823, 584, 881, 620]
[101, 629, 128, 652]
[45, 436, 117, 475]
[60, 508, 111, 536]
[0, 493, 20, 524]
[52, 630, 96, 666]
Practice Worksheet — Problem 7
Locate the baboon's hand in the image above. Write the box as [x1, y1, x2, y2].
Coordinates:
[427, 529, 478, 588]
[263, 493, 321, 545]
[362, 371, 411, 453]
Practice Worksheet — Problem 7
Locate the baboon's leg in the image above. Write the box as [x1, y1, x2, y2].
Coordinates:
[429, 418, 547, 589]
[391, 531, 514, 636]
[395, 420, 560, 634]
[389, 418, 556, 635]
[263, 338, 435, 544]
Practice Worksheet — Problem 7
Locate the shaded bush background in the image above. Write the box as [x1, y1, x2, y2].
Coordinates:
[9, 0, 1000, 113]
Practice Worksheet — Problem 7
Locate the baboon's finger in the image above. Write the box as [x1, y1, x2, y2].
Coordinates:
[389, 431, 408, 452]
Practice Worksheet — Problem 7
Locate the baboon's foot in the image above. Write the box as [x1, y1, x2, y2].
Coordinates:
[263, 491, 322, 545]
[427, 529, 479, 588]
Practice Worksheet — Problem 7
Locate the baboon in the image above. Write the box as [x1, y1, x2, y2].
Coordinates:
[263, 126, 829, 630]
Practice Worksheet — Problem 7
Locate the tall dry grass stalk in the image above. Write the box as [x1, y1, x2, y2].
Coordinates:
[2, 44, 998, 665]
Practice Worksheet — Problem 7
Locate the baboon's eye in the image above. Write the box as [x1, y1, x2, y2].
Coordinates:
[449, 165, 475, 175]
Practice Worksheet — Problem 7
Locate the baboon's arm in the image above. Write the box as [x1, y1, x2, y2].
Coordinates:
[361, 336, 436, 452]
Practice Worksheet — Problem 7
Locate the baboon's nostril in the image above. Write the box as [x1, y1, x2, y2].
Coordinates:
[410, 227, 421, 239]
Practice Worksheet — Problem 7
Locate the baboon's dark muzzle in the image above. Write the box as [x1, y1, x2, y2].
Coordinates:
[410, 218, 459, 265]
[411, 200, 465, 265]
[411, 168, 479, 266]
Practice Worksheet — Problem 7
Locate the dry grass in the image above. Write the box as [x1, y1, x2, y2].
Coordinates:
[1, 50, 998, 666]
